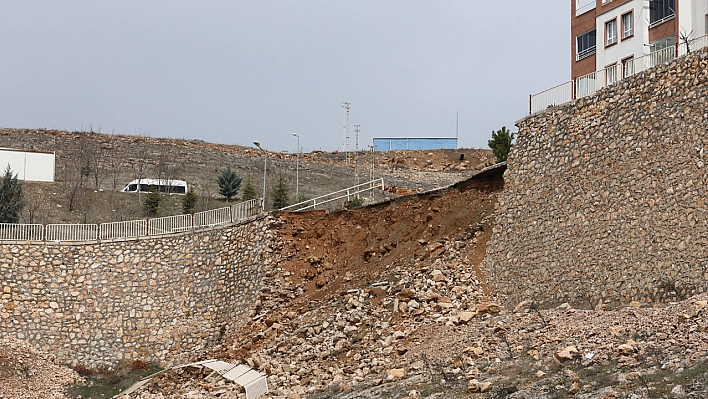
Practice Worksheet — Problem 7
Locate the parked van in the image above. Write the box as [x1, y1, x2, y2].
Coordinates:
[120, 179, 188, 194]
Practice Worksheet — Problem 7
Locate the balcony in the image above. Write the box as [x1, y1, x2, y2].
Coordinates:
[528, 34, 708, 115]
[576, 0, 596, 16]
[576, 45, 596, 61]
[649, 13, 675, 28]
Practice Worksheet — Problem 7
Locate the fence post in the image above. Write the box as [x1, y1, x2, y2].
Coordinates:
[528, 94, 532, 115]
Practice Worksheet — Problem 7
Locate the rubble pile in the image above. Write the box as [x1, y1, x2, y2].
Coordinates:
[0, 338, 83, 399]
[222, 212, 499, 398]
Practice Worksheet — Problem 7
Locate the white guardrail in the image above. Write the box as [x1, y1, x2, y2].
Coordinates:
[232, 198, 262, 221]
[0, 223, 44, 241]
[0, 197, 263, 242]
[100, 220, 147, 240]
[46, 224, 99, 241]
[529, 35, 708, 114]
[194, 207, 232, 228]
[148, 214, 195, 236]
[280, 178, 385, 212]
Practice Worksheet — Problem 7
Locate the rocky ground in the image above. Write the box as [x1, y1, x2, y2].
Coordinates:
[108, 173, 708, 399]
[5, 129, 708, 398]
[0, 338, 83, 399]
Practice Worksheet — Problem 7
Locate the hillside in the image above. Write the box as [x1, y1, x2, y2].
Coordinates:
[0, 128, 494, 224]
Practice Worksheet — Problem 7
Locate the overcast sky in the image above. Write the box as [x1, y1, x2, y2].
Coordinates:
[0, 1, 569, 153]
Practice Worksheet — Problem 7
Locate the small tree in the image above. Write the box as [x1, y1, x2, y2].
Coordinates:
[271, 172, 291, 209]
[241, 178, 258, 201]
[0, 165, 27, 223]
[181, 190, 198, 214]
[346, 196, 364, 209]
[143, 191, 161, 217]
[488, 126, 515, 163]
[217, 166, 242, 202]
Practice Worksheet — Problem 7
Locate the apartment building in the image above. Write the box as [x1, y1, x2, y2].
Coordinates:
[571, 0, 708, 81]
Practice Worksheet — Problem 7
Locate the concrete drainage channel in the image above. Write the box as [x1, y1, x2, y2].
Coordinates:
[115, 359, 268, 399]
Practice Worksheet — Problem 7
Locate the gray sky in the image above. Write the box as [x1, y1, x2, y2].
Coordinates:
[0, 1, 569, 153]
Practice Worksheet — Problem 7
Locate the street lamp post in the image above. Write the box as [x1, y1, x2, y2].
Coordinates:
[292, 133, 300, 202]
[253, 141, 267, 211]
[367, 145, 375, 201]
[367, 145, 375, 180]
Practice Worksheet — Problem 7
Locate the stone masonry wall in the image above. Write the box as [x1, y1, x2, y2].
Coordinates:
[484, 48, 708, 309]
[0, 216, 274, 369]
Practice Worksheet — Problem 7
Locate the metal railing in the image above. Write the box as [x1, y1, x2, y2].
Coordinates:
[0, 197, 264, 242]
[0, 223, 44, 241]
[679, 35, 708, 57]
[231, 198, 262, 221]
[576, 45, 596, 61]
[623, 58, 636, 78]
[194, 206, 232, 228]
[649, 14, 675, 29]
[576, 69, 606, 98]
[576, 0, 595, 16]
[100, 220, 147, 240]
[529, 81, 574, 112]
[46, 224, 98, 241]
[529, 35, 708, 114]
[148, 214, 193, 235]
[279, 178, 385, 212]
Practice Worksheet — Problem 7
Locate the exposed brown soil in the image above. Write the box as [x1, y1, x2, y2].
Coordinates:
[274, 177, 500, 313]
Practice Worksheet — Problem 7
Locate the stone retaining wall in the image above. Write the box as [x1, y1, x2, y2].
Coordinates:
[483, 48, 708, 309]
[0, 216, 274, 369]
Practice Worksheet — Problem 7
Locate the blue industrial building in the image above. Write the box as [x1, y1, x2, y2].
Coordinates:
[372, 137, 458, 152]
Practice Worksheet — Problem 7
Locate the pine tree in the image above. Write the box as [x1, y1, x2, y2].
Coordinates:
[181, 190, 198, 214]
[0, 165, 27, 223]
[271, 173, 291, 209]
[488, 126, 515, 163]
[217, 166, 242, 202]
[143, 191, 161, 217]
[241, 178, 258, 201]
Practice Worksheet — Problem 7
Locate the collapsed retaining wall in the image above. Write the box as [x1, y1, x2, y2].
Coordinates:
[484, 48, 708, 309]
[0, 216, 274, 369]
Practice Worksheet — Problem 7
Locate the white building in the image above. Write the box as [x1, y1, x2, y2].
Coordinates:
[0, 148, 55, 182]
[572, 0, 708, 81]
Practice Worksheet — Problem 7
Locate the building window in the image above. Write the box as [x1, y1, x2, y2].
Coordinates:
[649, 35, 676, 67]
[576, 0, 596, 16]
[577, 29, 597, 60]
[622, 12, 634, 39]
[650, 35, 676, 52]
[649, 0, 675, 27]
[622, 56, 635, 77]
[606, 63, 618, 84]
[606, 19, 617, 46]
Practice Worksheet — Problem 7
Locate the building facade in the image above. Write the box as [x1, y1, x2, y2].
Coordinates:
[372, 137, 457, 152]
[571, 0, 708, 81]
[0, 147, 55, 182]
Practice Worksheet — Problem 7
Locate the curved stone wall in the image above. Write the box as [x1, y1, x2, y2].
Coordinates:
[0, 216, 273, 369]
[484, 49, 708, 309]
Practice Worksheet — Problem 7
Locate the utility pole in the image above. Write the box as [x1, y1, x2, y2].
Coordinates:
[456, 111, 459, 146]
[367, 144, 375, 201]
[354, 124, 360, 186]
[292, 133, 300, 202]
[342, 102, 351, 165]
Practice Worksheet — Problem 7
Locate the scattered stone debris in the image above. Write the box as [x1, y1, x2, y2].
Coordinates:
[114, 359, 268, 399]
[0, 338, 82, 399]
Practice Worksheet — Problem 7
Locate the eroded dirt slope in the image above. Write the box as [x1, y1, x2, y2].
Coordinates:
[123, 169, 708, 399]
[272, 181, 499, 310]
